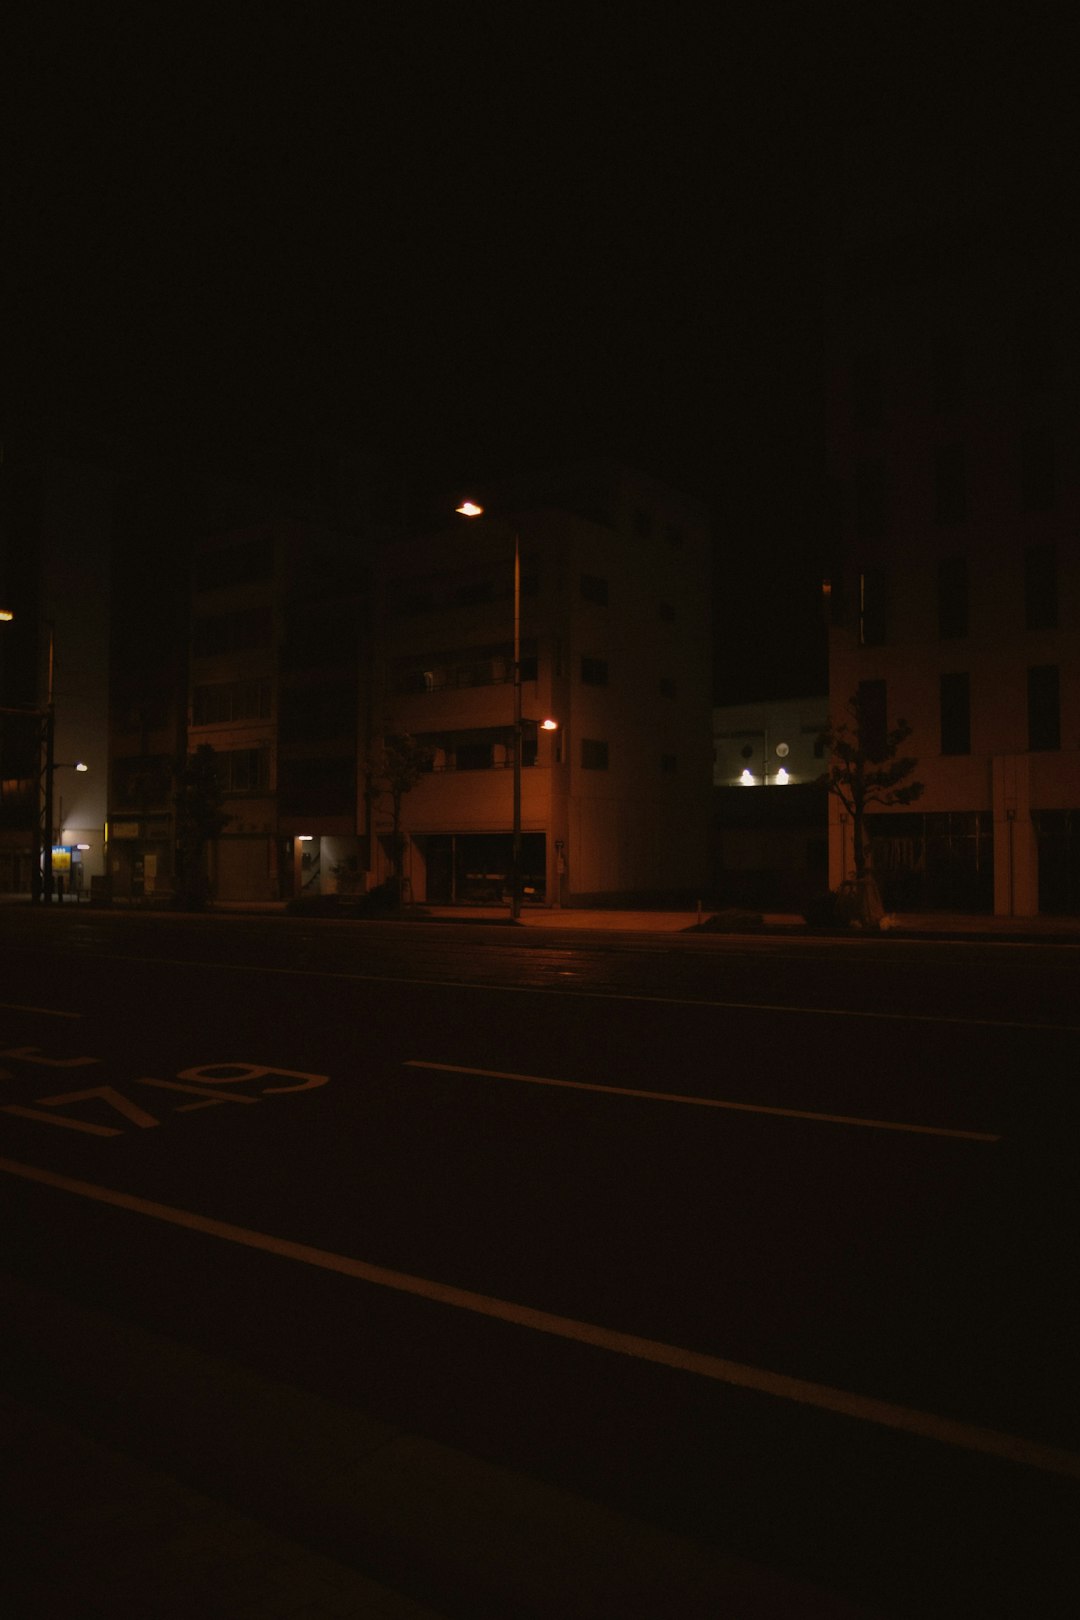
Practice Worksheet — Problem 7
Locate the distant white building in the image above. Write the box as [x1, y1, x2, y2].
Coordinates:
[712, 696, 829, 906]
[825, 214, 1080, 914]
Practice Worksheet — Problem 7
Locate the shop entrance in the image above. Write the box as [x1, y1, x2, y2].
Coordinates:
[423, 833, 546, 904]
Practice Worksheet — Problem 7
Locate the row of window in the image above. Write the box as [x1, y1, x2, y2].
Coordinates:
[193, 607, 273, 657]
[860, 666, 1064, 758]
[855, 433, 1062, 535]
[394, 649, 680, 696]
[394, 643, 538, 694]
[388, 564, 539, 617]
[388, 568, 680, 620]
[193, 662, 682, 731]
[412, 733, 677, 774]
[854, 543, 1061, 646]
[193, 680, 272, 725]
[850, 336, 1063, 428]
[193, 537, 274, 592]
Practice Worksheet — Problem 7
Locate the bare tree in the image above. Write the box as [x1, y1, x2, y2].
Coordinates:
[366, 727, 432, 901]
[819, 690, 923, 929]
[174, 744, 230, 909]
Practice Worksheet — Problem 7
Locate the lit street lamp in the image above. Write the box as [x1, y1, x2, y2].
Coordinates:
[454, 503, 558, 918]
[456, 501, 526, 917]
[0, 613, 76, 904]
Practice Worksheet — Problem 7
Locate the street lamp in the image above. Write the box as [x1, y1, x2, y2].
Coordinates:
[456, 500, 526, 917]
[0, 611, 48, 902]
[0, 613, 66, 903]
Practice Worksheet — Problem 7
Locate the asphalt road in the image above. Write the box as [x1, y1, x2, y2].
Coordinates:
[2, 908, 1078, 1616]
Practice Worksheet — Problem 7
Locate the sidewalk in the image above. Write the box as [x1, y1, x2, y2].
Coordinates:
[7, 890, 1080, 942]
[2, 1270, 871, 1620]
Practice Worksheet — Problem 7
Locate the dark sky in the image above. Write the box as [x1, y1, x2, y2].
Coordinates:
[4, 4, 1075, 700]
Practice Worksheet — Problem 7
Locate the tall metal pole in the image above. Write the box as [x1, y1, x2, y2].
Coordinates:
[511, 532, 522, 920]
[42, 626, 55, 904]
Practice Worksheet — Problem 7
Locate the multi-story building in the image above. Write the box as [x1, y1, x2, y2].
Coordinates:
[2, 437, 112, 897]
[111, 517, 370, 904]
[105, 461, 712, 909]
[371, 464, 713, 906]
[825, 214, 1080, 915]
[186, 522, 369, 901]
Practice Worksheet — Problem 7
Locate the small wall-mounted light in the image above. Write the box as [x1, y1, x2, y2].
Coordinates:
[776, 767, 790, 784]
[75, 762, 89, 772]
[740, 768, 755, 785]
[540, 718, 559, 731]
[76, 843, 91, 850]
[297, 835, 314, 842]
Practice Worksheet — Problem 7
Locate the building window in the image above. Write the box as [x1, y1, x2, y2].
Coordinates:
[859, 568, 887, 646]
[1028, 665, 1060, 751]
[1025, 543, 1057, 630]
[581, 738, 609, 770]
[277, 756, 353, 816]
[1020, 431, 1057, 511]
[937, 556, 968, 639]
[580, 574, 609, 605]
[580, 656, 608, 685]
[939, 672, 971, 755]
[1018, 326, 1058, 394]
[857, 679, 888, 757]
[855, 458, 887, 537]
[394, 642, 537, 694]
[194, 537, 273, 591]
[660, 753, 677, 774]
[455, 742, 495, 770]
[218, 748, 270, 793]
[193, 679, 272, 725]
[852, 353, 883, 429]
[932, 335, 966, 410]
[934, 443, 967, 525]
[193, 607, 273, 657]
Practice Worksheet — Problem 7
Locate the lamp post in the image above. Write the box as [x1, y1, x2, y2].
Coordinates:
[456, 502, 524, 918]
[0, 610, 52, 903]
[41, 625, 56, 903]
[0, 616, 77, 903]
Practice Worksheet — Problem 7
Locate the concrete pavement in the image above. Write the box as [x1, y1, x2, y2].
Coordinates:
[2, 1269, 872, 1619]
[4, 892, 1071, 1615]
[8, 890, 1080, 942]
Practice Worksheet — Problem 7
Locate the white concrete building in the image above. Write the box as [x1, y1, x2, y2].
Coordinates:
[825, 217, 1080, 914]
[372, 465, 713, 906]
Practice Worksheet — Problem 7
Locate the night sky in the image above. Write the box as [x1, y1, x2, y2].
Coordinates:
[4, 4, 1074, 701]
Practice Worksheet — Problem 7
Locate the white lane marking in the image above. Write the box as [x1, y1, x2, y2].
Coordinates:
[0, 1002, 82, 1020]
[1, 1106, 120, 1137]
[403, 1061, 1001, 1142]
[0, 1154, 1074, 1479]
[21, 947, 1080, 1033]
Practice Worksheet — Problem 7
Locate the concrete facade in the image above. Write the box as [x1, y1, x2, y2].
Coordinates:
[372, 467, 713, 907]
[825, 220, 1080, 914]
